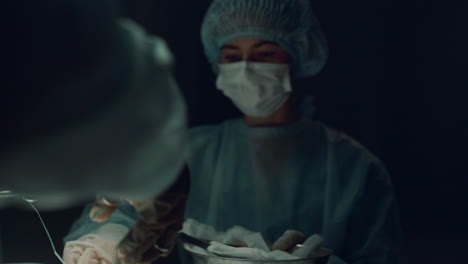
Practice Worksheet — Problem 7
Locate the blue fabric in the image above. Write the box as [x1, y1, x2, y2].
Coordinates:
[185, 112, 404, 263]
[63, 202, 139, 243]
[201, 0, 328, 79]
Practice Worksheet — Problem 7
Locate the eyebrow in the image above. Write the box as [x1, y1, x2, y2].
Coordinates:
[220, 41, 280, 50]
[220, 44, 240, 50]
[253, 41, 279, 48]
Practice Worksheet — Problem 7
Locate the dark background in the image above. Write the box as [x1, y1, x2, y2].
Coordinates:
[1, 0, 467, 263]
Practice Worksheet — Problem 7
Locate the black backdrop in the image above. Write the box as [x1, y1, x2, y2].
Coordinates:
[1, 0, 467, 263]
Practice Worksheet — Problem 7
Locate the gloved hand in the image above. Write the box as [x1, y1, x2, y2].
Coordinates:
[272, 230, 324, 259]
[272, 230, 306, 251]
[181, 220, 303, 261]
[89, 166, 190, 264]
[182, 219, 270, 251]
[63, 223, 129, 264]
[290, 234, 324, 258]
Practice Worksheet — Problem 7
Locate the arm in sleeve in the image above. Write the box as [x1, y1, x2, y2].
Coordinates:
[340, 161, 406, 264]
[63, 202, 139, 244]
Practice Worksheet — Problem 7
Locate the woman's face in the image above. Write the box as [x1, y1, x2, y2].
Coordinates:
[220, 38, 290, 64]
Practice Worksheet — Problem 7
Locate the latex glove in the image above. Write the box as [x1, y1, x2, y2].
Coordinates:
[182, 219, 269, 251]
[272, 230, 306, 251]
[222, 226, 270, 251]
[291, 234, 324, 259]
[64, 224, 129, 264]
[89, 166, 190, 264]
[180, 221, 302, 261]
[207, 241, 299, 261]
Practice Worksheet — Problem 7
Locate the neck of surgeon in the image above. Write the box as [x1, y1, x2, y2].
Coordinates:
[244, 96, 297, 127]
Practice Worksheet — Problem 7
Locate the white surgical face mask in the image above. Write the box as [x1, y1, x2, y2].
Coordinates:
[216, 61, 292, 117]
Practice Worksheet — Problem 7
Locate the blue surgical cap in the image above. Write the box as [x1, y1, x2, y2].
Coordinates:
[201, 0, 328, 79]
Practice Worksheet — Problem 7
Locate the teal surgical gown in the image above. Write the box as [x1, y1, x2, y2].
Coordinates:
[64, 108, 404, 264]
[184, 112, 404, 264]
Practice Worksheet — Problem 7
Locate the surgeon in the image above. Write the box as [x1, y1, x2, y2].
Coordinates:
[63, 0, 403, 263]
[184, 0, 404, 263]
[1, 1, 189, 263]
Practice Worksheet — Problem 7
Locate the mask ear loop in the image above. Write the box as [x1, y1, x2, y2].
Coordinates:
[0, 190, 65, 264]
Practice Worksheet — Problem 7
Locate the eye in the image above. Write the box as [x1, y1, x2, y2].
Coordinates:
[221, 54, 242, 63]
[259, 51, 276, 57]
[223, 55, 242, 62]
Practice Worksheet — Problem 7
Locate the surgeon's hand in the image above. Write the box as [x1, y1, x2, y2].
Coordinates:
[271, 230, 324, 258]
[272, 230, 306, 251]
[89, 166, 190, 264]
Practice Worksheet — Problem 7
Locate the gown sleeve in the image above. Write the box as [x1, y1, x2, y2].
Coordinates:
[338, 160, 405, 264]
[63, 202, 139, 244]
